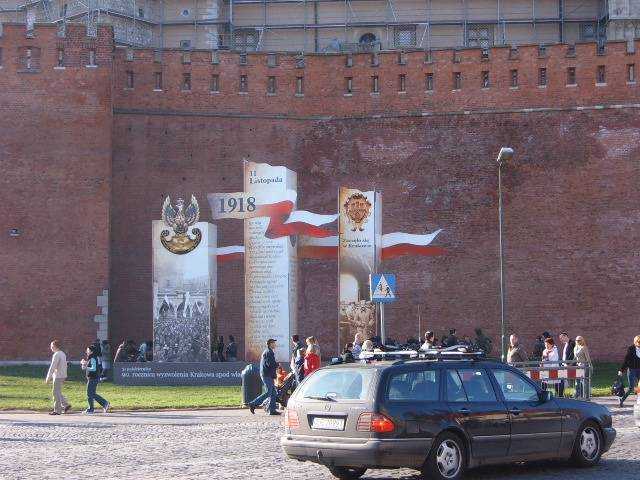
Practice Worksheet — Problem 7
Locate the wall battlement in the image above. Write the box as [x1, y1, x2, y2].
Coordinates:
[0, 24, 637, 118]
[112, 40, 640, 118]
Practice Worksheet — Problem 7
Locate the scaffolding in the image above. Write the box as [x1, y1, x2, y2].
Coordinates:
[4, 0, 638, 51]
[226, 0, 611, 52]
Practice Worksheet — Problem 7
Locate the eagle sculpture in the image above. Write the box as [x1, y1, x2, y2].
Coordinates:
[160, 195, 202, 254]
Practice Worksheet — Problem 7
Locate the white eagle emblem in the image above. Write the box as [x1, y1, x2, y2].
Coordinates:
[160, 195, 202, 254]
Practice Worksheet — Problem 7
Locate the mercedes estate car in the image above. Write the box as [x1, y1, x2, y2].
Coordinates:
[281, 353, 616, 480]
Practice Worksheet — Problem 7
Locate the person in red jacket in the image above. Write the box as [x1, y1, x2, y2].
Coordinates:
[304, 344, 321, 376]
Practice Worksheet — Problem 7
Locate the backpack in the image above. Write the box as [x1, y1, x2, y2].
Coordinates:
[611, 376, 625, 397]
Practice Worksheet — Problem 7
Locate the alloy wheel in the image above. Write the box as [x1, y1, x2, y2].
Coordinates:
[436, 439, 461, 478]
[580, 426, 600, 461]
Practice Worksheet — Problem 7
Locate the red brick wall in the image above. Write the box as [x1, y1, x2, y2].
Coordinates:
[3, 24, 639, 362]
[0, 24, 113, 360]
[109, 41, 640, 362]
[111, 108, 640, 362]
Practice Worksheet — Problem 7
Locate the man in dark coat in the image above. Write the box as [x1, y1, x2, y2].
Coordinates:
[443, 329, 458, 348]
[248, 339, 279, 415]
[558, 331, 576, 397]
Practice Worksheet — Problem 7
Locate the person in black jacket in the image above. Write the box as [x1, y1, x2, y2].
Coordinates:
[290, 335, 306, 387]
[618, 335, 640, 407]
[558, 332, 576, 397]
[247, 339, 279, 415]
[80, 345, 110, 414]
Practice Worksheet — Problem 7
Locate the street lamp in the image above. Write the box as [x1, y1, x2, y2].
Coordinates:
[496, 147, 513, 362]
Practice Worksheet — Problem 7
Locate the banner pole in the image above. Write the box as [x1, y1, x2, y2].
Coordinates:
[380, 303, 386, 345]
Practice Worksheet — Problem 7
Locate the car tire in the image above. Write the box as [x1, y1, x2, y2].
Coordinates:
[422, 431, 467, 480]
[327, 467, 367, 479]
[570, 421, 603, 467]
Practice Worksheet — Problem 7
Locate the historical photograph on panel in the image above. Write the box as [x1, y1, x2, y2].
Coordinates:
[152, 196, 217, 363]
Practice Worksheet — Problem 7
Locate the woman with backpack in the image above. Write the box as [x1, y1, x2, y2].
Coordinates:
[80, 344, 110, 414]
[618, 335, 640, 407]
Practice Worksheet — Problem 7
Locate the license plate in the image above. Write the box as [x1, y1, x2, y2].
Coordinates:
[312, 417, 345, 431]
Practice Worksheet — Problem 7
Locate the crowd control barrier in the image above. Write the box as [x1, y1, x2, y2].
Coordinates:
[511, 360, 592, 401]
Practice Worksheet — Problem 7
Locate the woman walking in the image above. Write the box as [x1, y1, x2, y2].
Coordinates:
[81, 344, 110, 414]
[573, 336, 592, 399]
[618, 335, 640, 407]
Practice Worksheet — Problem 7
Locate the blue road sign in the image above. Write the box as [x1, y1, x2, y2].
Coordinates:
[370, 273, 397, 303]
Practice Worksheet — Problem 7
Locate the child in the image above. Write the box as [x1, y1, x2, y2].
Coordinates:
[81, 345, 110, 414]
[276, 366, 287, 389]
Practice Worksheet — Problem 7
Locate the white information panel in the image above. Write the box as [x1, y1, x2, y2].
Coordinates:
[243, 162, 298, 363]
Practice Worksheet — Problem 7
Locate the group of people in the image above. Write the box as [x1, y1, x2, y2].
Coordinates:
[246, 335, 322, 416]
[45, 340, 110, 415]
[212, 335, 238, 362]
[113, 339, 152, 363]
[505, 331, 591, 397]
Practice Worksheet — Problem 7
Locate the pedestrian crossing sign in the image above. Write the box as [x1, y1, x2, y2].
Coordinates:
[370, 273, 397, 303]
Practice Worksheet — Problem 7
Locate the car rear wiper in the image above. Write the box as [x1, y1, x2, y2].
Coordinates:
[304, 395, 337, 402]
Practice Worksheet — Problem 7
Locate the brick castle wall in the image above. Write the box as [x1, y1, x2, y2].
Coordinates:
[2, 23, 639, 360]
[0, 24, 113, 360]
[112, 41, 639, 117]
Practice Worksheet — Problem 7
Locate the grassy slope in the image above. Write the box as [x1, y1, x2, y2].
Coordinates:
[0, 365, 242, 411]
[0, 363, 620, 412]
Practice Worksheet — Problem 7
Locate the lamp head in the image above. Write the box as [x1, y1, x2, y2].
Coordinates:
[496, 147, 514, 165]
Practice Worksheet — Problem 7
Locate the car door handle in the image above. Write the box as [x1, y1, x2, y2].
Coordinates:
[509, 407, 522, 416]
[457, 408, 471, 415]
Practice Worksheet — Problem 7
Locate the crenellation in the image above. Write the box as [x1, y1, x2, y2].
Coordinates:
[103, 39, 640, 119]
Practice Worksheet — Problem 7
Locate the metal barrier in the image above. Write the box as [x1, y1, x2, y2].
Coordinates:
[511, 360, 592, 401]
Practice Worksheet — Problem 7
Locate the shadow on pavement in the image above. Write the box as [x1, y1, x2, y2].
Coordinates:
[359, 458, 640, 480]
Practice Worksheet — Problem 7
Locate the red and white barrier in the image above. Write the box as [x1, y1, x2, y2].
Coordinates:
[523, 367, 586, 381]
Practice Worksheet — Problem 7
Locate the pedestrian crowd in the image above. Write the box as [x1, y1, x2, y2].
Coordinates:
[44, 331, 640, 415]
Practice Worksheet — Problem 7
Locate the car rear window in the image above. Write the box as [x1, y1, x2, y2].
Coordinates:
[386, 369, 440, 401]
[297, 368, 375, 401]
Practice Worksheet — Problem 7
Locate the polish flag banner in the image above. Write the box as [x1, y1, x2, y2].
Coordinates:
[297, 230, 444, 260]
[257, 201, 337, 239]
[298, 235, 339, 259]
[209, 195, 444, 261]
[215, 245, 245, 263]
[381, 229, 445, 260]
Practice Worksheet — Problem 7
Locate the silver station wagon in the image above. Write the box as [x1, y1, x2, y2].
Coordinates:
[281, 351, 616, 480]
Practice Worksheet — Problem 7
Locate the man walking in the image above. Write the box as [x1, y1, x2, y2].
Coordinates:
[248, 339, 280, 416]
[558, 331, 576, 397]
[45, 340, 71, 415]
[506, 334, 528, 364]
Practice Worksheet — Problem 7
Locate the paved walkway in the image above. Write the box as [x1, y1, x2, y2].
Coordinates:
[0, 397, 638, 480]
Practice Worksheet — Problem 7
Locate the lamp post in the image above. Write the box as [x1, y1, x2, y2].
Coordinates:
[496, 147, 514, 362]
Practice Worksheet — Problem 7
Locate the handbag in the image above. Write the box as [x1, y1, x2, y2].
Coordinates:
[611, 376, 625, 397]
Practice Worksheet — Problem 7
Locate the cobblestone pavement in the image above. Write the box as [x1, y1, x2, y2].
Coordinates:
[0, 397, 638, 480]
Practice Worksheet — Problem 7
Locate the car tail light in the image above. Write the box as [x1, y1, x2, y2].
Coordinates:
[356, 412, 395, 433]
[284, 409, 300, 429]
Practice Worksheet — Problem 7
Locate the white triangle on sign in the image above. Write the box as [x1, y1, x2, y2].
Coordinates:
[373, 275, 395, 299]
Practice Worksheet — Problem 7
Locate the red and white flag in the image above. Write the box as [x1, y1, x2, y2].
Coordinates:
[298, 229, 444, 260]
[208, 196, 444, 261]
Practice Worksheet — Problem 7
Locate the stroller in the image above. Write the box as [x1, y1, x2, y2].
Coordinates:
[262, 371, 297, 411]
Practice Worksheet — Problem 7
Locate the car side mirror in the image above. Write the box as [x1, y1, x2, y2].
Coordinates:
[539, 390, 553, 402]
